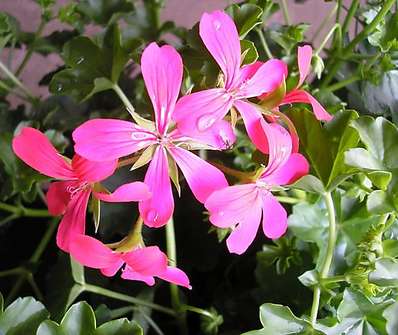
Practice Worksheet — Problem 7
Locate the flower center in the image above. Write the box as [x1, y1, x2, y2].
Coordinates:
[66, 182, 90, 198]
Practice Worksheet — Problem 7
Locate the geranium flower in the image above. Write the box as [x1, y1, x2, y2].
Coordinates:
[69, 234, 191, 288]
[205, 120, 309, 255]
[261, 45, 332, 122]
[73, 42, 229, 228]
[12, 127, 151, 252]
[172, 10, 287, 153]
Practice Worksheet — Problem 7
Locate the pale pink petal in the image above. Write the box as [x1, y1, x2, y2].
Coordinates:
[297, 45, 312, 87]
[282, 90, 332, 121]
[71, 155, 117, 183]
[234, 100, 268, 153]
[73, 119, 156, 161]
[168, 146, 228, 203]
[139, 147, 174, 228]
[56, 189, 91, 252]
[46, 181, 76, 216]
[200, 10, 241, 89]
[157, 266, 191, 289]
[12, 127, 75, 179]
[260, 120, 292, 177]
[262, 193, 287, 239]
[93, 182, 151, 202]
[141, 42, 183, 134]
[237, 59, 287, 98]
[121, 267, 155, 286]
[69, 234, 122, 269]
[122, 246, 168, 275]
[239, 61, 263, 82]
[173, 88, 233, 134]
[262, 153, 309, 186]
[226, 199, 262, 255]
[205, 184, 259, 228]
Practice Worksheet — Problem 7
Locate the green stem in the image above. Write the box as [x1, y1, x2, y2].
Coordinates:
[0, 60, 37, 101]
[112, 84, 149, 126]
[341, 0, 359, 37]
[321, 274, 346, 285]
[326, 74, 361, 92]
[311, 3, 338, 43]
[31, 219, 58, 262]
[0, 213, 19, 227]
[0, 202, 51, 218]
[166, 218, 188, 334]
[280, 0, 291, 25]
[0, 80, 29, 100]
[321, 0, 395, 87]
[315, 23, 340, 56]
[0, 267, 26, 278]
[83, 283, 176, 316]
[310, 192, 337, 326]
[256, 28, 273, 59]
[15, 19, 46, 77]
[182, 305, 214, 319]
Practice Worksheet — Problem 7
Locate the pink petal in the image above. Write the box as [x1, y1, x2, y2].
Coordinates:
[205, 184, 259, 228]
[69, 234, 122, 269]
[199, 10, 241, 89]
[122, 246, 168, 276]
[239, 61, 264, 82]
[259, 120, 292, 178]
[93, 182, 151, 202]
[12, 127, 75, 180]
[262, 193, 287, 239]
[101, 260, 125, 277]
[139, 147, 174, 227]
[56, 189, 91, 252]
[173, 88, 233, 134]
[141, 42, 183, 135]
[157, 266, 191, 289]
[237, 59, 287, 98]
[121, 266, 155, 286]
[71, 155, 117, 183]
[46, 181, 75, 216]
[234, 100, 268, 153]
[263, 153, 309, 186]
[168, 147, 228, 203]
[172, 119, 236, 150]
[226, 199, 262, 255]
[297, 45, 312, 87]
[282, 90, 332, 121]
[73, 119, 156, 161]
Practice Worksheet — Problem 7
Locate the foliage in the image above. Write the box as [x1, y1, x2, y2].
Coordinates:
[1, 0, 398, 334]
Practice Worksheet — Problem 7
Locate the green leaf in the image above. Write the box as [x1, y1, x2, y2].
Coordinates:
[243, 303, 320, 335]
[60, 302, 96, 335]
[328, 288, 390, 335]
[95, 319, 142, 335]
[76, 0, 134, 25]
[36, 320, 65, 335]
[241, 40, 258, 65]
[0, 297, 49, 335]
[382, 239, 398, 258]
[200, 307, 224, 335]
[49, 24, 139, 101]
[286, 108, 359, 190]
[226, 3, 263, 38]
[269, 24, 309, 54]
[298, 270, 319, 287]
[367, 190, 396, 214]
[369, 258, 398, 287]
[0, 292, 3, 313]
[70, 257, 85, 285]
[291, 175, 325, 194]
[383, 302, 398, 335]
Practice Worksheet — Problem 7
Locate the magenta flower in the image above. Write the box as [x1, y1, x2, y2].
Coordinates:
[172, 10, 287, 153]
[72, 43, 229, 228]
[12, 127, 151, 252]
[69, 234, 191, 288]
[262, 45, 332, 122]
[205, 120, 309, 255]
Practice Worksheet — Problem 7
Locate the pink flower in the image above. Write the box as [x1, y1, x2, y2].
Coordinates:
[172, 10, 287, 153]
[12, 127, 151, 252]
[69, 234, 191, 288]
[73, 43, 229, 228]
[205, 120, 309, 255]
[262, 45, 332, 122]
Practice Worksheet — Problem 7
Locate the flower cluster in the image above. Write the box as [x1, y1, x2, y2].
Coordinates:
[12, 10, 331, 288]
